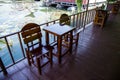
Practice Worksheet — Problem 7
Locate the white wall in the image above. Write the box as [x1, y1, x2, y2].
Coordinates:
[89, 0, 107, 3]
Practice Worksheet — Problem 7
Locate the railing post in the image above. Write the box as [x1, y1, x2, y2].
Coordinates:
[5, 37, 15, 64]
[0, 57, 8, 75]
[18, 32, 26, 58]
[83, 0, 90, 31]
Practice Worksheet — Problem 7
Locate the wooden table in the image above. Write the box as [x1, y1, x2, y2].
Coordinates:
[43, 23, 75, 64]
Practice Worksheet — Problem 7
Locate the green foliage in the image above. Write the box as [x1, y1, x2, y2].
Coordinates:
[40, 8, 52, 12]
[75, 0, 82, 11]
[0, 39, 6, 50]
[0, 39, 13, 50]
[75, 0, 82, 3]
[109, 0, 116, 1]
[25, 12, 35, 17]
[0, 1, 5, 3]
[0, 39, 6, 44]
[107, 0, 117, 3]
[101, 4, 105, 10]
[15, 0, 34, 1]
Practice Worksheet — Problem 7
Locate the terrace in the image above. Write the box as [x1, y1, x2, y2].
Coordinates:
[0, 0, 120, 80]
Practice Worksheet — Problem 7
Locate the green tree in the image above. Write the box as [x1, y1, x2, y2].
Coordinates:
[0, 39, 13, 50]
[107, 0, 117, 3]
[0, 40, 6, 50]
[109, 0, 116, 1]
[75, 0, 82, 11]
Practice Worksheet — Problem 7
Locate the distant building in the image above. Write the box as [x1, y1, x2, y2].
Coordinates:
[49, 0, 107, 8]
[50, 0, 76, 7]
[82, 0, 88, 9]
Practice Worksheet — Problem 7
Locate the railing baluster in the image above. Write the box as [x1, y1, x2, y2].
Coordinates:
[87, 11, 90, 24]
[18, 32, 25, 58]
[91, 10, 93, 22]
[87, 11, 89, 24]
[85, 11, 88, 25]
[69, 16, 72, 26]
[92, 10, 95, 22]
[88, 11, 90, 24]
[53, 21, 56, 42]
[85, 11, 88, 26]
[92, 9, 96, 21]
[73, 14, 75, 27]
[82, 12, 85, 27]
[89, 10, 92, 22]
[4, 37, 15, 64]
[79, 13, 82, 28]
[91, 10, 94, 22]
[76, 13, 79, 28]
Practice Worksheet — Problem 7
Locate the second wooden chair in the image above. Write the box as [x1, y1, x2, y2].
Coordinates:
[59, 13, 80, 47]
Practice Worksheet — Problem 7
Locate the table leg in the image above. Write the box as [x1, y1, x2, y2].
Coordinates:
[45, 32, 49, 45]
[69, 31, 73, 54]
[57, 36, 62, 64]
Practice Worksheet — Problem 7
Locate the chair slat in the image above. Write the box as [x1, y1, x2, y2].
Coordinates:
[21, 27, 41, 38]
[24, 33, 41, 44]
[21, 23, 39, 31]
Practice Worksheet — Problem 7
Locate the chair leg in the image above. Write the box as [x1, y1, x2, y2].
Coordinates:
[26, 49, 31, 66]
[36, 57, 42, 75]
[76, 34, 79, 47]
[49, 50, 53, 67]
[101, 19, 105, 28]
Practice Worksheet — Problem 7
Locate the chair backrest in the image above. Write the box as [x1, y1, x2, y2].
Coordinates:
[59, 14, 70, 25]
[21, 23, 42, 50]
[96, 9, 107, 17]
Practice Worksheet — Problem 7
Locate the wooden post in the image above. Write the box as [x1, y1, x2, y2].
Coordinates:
[83, 0, 89, 31]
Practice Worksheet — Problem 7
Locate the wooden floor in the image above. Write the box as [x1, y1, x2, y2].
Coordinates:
[0, 13, 120, 80]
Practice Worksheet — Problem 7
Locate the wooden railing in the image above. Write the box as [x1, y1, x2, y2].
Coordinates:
[0, 8, 96, 70]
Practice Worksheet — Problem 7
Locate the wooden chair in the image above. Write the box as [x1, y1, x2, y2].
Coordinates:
[21, 23, 53, 75]
[59, 13, 70, 45]
[112, 3, 119, 14]
[59, 14, 80, 47]
[59, 14, 70, 26]
[93, 9, 108, 28]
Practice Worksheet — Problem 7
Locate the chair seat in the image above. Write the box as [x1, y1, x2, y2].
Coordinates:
[29, 45, 54, 60]
[30, 46, 49, 57]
